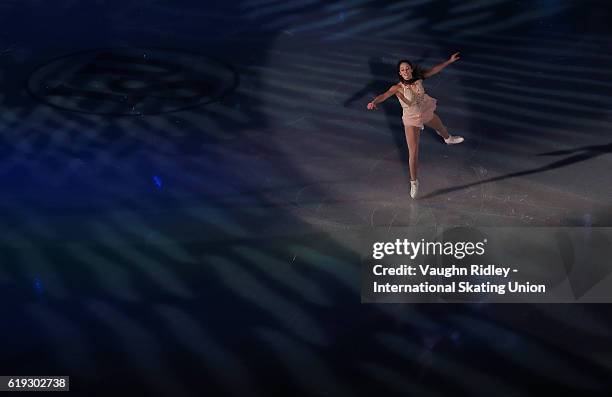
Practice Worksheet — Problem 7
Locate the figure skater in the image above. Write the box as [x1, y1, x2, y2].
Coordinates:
[367, 53, 464, 199]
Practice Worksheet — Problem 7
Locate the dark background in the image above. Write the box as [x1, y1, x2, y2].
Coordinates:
[1, 1, 611, 395]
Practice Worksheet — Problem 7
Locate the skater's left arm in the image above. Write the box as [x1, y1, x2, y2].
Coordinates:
[423, 52, 460, 78]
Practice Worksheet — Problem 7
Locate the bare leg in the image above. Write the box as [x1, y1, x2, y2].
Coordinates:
[424, 113, 450, 139]
[404, 125, 420, 181]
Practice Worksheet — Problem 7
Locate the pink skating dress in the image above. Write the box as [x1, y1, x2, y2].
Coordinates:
[397, 80, 437, 129]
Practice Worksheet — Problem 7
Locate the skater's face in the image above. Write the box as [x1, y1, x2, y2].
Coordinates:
[399, 62, 413, 80]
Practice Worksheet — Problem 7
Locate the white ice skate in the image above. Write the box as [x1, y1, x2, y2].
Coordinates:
[444, 135, 464, 145]
[410, 179, 419, 199]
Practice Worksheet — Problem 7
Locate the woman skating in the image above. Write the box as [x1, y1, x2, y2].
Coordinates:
[367, 53, 464, 198]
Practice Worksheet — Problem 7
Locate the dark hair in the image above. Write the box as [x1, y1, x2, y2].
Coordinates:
[397, 59, 426, 84]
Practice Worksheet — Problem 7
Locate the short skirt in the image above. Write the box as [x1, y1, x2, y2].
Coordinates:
[401, 95, 437, 128]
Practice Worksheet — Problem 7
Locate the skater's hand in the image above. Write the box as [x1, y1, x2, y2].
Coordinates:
[367, 101, 377, 110]
[448, 52, 460, 63]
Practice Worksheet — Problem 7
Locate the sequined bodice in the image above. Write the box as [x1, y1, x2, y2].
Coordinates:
[399, 81, 426, 108]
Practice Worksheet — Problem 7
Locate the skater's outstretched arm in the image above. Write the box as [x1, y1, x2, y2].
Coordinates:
[366, 84, 400, 110]
[423, 52, 460, 78]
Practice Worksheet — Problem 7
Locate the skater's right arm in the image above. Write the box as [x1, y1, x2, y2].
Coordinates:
[367, 84, 400, 110]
